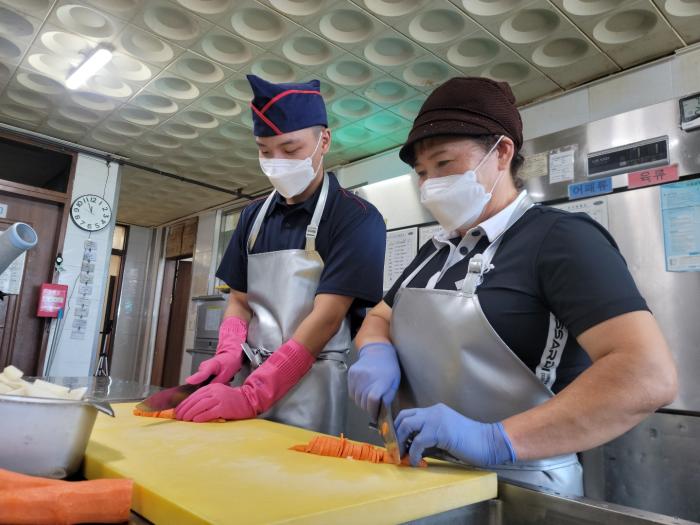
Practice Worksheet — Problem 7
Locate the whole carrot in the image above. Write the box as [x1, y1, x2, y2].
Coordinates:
[0, 473, 133, 525]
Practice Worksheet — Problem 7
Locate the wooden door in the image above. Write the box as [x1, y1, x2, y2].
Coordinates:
[156, 260, 193, 388]
[0, 192, 62, 374]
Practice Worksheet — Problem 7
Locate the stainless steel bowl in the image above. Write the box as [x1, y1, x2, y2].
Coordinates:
[0, 394, 100, 478]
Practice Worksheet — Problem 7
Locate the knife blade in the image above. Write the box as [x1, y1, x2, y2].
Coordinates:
[134, 375, 215, 413]
[370, 402, 401, 465]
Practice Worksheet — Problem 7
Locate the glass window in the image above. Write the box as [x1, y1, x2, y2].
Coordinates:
[112, 225, 127, 251]
[108, 254, 121, 277]
[218, 209, 240, 265]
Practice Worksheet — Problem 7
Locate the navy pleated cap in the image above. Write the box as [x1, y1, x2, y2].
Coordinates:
[247, 74, 328, 137]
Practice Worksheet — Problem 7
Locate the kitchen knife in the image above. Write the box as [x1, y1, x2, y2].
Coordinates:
[369, 402, 401, 465]
[134, 375, 214, 413]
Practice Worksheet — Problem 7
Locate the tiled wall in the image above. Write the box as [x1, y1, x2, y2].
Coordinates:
[179, 210, 219, 383]
[110, 226, 154, 382]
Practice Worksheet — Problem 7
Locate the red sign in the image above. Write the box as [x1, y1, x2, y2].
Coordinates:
[628, 164, 679, 189]
[37, 283, 68, 318]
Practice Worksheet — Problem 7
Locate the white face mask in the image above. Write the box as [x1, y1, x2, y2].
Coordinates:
[259, 133, 323, 199]
[419, 136, 505, 232]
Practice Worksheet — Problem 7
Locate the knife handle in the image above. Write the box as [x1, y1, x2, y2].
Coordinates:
[404, 435, 463, 464]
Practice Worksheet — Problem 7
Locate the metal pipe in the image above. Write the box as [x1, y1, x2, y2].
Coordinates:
[0, 223, 37, 275]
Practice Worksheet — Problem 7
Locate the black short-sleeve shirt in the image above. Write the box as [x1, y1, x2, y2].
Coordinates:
[216, 173, 387, 329]
[384, 205, 649, 393]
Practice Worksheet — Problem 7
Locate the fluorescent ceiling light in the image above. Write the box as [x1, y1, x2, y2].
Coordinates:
[66, 47, 113, 90]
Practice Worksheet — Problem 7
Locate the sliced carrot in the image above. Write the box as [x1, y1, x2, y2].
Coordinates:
[290, 434, 427, 467]
[0, 473, 132, 525]
[132, 407, 176, 419]
[132, 407, 226, 422]
[380, 421, 389, 437]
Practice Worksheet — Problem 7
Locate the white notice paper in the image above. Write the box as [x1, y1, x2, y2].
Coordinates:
[0, 252, 25, 295]
[418, 224, 442, 248]
[384, 228, 418, 291]
[553, 197, 609, 230]
[520, 152, 549, 181]
[549, 149, 575, 184]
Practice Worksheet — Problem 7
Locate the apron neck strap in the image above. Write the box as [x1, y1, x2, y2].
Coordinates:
[462, 192, 535, 295]
[399, 243, 443, 289]
[305, 172, 329, 252]
[247, 173, 330, 254]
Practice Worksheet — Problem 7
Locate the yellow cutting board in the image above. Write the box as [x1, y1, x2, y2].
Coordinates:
[84, 403, 497, 525]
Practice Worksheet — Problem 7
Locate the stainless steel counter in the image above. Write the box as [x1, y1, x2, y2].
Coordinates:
[406, 481, 699, 525]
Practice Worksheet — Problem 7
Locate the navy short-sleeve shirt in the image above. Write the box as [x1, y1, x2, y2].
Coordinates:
[217, 172, 386, 323]
[384, 206, 649, 393]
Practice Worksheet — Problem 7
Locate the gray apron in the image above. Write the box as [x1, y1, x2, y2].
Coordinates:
[234, 173, 351, 436]
[390, 194, 584, 495]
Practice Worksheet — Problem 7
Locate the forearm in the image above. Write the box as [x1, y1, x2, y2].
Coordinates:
[504, 350, 674, 461]
[224, 290, 252, 322]
[355, 302, 392, 348]
[292, 294, 353, 356]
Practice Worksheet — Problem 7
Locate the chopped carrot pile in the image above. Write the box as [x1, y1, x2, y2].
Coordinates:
[132, 407, 176, 419]
[0, 468, 132, 525]
[132, 406, 226, 422]
[290, 434, 427, 467]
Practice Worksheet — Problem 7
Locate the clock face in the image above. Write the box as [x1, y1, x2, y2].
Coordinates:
[71, 194, 112, 232]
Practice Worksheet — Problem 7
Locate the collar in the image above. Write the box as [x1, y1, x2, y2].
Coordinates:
[478, 190, 529, 242]
[265, 171, 336, 219]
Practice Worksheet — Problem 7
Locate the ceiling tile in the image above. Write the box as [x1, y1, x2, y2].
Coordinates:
[135, 0, 213, 47]
[169, 0, 235, 25]
[270, 28, 343, 70]
[306, 1, 387, 55]
[357, 0, 430, 25]
[510, 71, 561, 103]
[0, 0, 53, 19]
[48, 0, 127, 44]
[393, 0, 481, 53]
[361, 28, 427, 76]
[397, 55, 463, 91]
[552, 0, 684, 67]
[362, 75, 421, 107]
[226, 1, 298, 50]
[83, 0, 144, 22]
[190, 25, 265, 71]
[259, 0, 330, 23]
[652, 0, 700, 44]
[115, 23, 186, 68]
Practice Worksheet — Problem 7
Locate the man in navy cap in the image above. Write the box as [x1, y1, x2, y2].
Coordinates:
[175, 75, 387, 435]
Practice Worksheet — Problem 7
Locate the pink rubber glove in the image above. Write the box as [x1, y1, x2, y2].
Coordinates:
[175, 339, 315, 423]
[186, 316, 248, 385]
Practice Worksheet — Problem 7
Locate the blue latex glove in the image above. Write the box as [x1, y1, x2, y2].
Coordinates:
[348, 342, 401, 423]
[395, 403, 517, 468]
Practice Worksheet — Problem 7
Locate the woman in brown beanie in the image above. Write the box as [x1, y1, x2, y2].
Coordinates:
[348, 77, 677, 495]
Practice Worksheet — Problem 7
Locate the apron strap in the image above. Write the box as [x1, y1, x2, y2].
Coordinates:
[462, 192, 535, 295]
[247, 173, 330, 254]
[399, 244, 444, 289]
[247, 191, 277, 255]
[305, 173, 329, 252]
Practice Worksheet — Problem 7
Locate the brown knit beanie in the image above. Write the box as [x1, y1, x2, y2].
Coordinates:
[399, 77, 523, 166]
